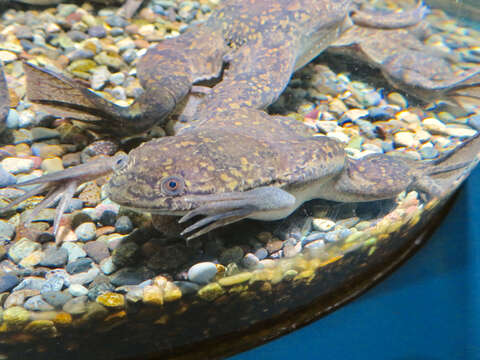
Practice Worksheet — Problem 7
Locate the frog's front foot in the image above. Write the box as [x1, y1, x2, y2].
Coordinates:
[0, 154, 126, 240]
[178, 186, 295, 240]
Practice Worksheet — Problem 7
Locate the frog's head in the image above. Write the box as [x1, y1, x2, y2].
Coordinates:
[106, 130, 271, 215]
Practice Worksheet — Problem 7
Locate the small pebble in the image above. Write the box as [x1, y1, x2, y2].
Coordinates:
[99, 210, 117, 226]
[40, 275, 64, 294]
[110, 268, 146, 286]
[0, 219, 15, 243]
[31, 127, 60, 141]
[242, 253, 260, 269]
[39, 247, 68, 268]
[1, 157, 34, 174]
[8, 238, 41, 263]
[75, 222, 97, 242]
[13, 277, 46, 292]
[68, 284, 88, 297]
[419, 142, 439, 159]
[100, 256, 117, 275]
[387, 92, 408, 108]
[394, 132, 417, 148]
[187, 262, 217, 284]
[61, 242, 86, 263]
[83, 241, 110, 263]
[66, 258, 93, 275]
[42, 291, 72, 308]
[6, 109, 19, 129]
[254, 247, 268, 260]
[63, 296, 88, 315]
[24, 295, 55, 312]
[88, 25, 107, 38]
[114, 216, 133, 234]
[0, 275, 20, 292]
[312, 218, 335, 232]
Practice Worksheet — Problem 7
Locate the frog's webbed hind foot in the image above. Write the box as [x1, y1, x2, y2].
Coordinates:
[24, 63, 174, 137]
[178, 186, 295, 239]
[0, 154, 125, 241]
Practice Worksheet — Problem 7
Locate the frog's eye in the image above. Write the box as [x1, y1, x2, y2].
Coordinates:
[113, 153, 129, 172]
[161, 175, 185, 196]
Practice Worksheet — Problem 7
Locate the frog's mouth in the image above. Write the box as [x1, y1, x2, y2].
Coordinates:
[109, 190, 265, 239]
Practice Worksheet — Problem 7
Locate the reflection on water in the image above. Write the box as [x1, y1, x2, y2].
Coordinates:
[0, 0, 478, 359]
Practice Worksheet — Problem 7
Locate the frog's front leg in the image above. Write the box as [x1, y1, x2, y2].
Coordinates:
[178, 186, 296, 239]
[0, 154, 127, 240]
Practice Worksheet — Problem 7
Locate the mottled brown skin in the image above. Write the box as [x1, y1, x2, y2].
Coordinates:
[328, 25, 480, 107]
[4, 0, 480, 239]
[25, 0, 434, 136]
[4, 106, 477, 239]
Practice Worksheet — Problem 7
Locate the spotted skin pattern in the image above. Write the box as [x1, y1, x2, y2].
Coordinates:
[8, 0, 480, 238]
[25, 0, 446, 135]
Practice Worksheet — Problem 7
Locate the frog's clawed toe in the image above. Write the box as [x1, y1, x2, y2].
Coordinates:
[180, 208, 253, 240]
[178, 186, 296, 239]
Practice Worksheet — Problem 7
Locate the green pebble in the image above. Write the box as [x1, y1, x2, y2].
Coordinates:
[218, 272, 252, 287]
[197, 283, 225, 301]
[67, 59, 97, 73]
[3, 306, 30, 330]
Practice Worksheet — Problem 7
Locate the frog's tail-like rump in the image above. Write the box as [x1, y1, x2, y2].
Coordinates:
[24, 62, 164, 137]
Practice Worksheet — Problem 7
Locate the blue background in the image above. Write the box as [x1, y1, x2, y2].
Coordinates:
[232, 166, 480, 360]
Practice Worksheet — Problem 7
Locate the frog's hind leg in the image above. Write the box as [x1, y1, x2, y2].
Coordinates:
[25, 26, 227, 136]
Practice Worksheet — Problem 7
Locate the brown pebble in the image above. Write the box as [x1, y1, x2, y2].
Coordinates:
[96, 226, 115, 237]
[84, 241, 110, 263]
[265, 239, 283, 254]
[134, 39, 149, 49]
[125, 24, 139, 35]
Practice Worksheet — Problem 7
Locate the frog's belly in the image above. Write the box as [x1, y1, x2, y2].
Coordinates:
[248, 178, 334, 221]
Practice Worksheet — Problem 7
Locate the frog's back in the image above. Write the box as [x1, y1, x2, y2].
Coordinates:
[178, 108, 346, 191]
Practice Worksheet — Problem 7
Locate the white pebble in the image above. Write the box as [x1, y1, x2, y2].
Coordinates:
[312, 218, 335, 232]
[326, 131, 349, 143]
[396, 111, 420, 124]
[68, 284, 88, 297]
[394, 132, 417, 148]
[1, 157, 34, 174]
[445, 127, 477, 138]
[422, 117, 446, 133]
[187, 262, 217, 284]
